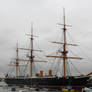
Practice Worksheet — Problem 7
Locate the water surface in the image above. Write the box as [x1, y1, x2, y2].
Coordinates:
[0, 82, 92, 92]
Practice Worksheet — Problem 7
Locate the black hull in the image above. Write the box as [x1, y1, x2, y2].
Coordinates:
[5, 76, 89, 88]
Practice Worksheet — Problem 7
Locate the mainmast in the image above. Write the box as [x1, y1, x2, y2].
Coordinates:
[30, 23, 34, 77]
[15, 23, 47, 78]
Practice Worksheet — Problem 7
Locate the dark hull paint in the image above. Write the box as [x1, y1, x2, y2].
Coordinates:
[5, 76, 89, 88]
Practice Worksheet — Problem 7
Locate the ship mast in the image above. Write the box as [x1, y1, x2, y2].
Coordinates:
[16, 41, 19, 77]
[9, 23, 47, 78]
[9, 42, 19, 77]
[47, 9, 83, 77]
[63, 8, 67, 77]
[30, 23, 34, 77]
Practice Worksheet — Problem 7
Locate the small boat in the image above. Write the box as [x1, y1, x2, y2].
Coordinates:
[19, 90, 27, 92]
[11, 87, 16, 91]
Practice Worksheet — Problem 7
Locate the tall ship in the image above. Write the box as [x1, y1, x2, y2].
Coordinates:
[4, 9, 90, 91]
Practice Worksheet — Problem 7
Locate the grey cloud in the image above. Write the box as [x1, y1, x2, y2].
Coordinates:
[0, 0, 91, 76]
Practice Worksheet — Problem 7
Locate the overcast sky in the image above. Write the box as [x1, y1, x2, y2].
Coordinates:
[0, 0, 92, 77]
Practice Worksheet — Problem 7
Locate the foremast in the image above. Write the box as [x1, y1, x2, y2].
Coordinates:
[63, 8, 67, 77]
[47, 9, 83, 78]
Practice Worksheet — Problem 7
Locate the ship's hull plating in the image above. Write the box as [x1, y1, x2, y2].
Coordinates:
[5, 76, 89, 88]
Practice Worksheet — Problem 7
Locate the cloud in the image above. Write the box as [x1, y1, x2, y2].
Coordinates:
[0, 0, 91, 77]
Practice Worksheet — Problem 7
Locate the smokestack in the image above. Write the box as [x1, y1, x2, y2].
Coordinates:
[49, 70, 52, 76]
[40, 70, 43, 77]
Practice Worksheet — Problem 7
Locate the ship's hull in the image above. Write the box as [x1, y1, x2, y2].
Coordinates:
[5, 76, 89, 89]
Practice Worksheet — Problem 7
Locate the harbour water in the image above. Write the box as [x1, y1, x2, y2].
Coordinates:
[0, 82, 60, 92]
[0, 82, 92, 92]
[0, 87, 92, 92]
[0, 86, 60, 92]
